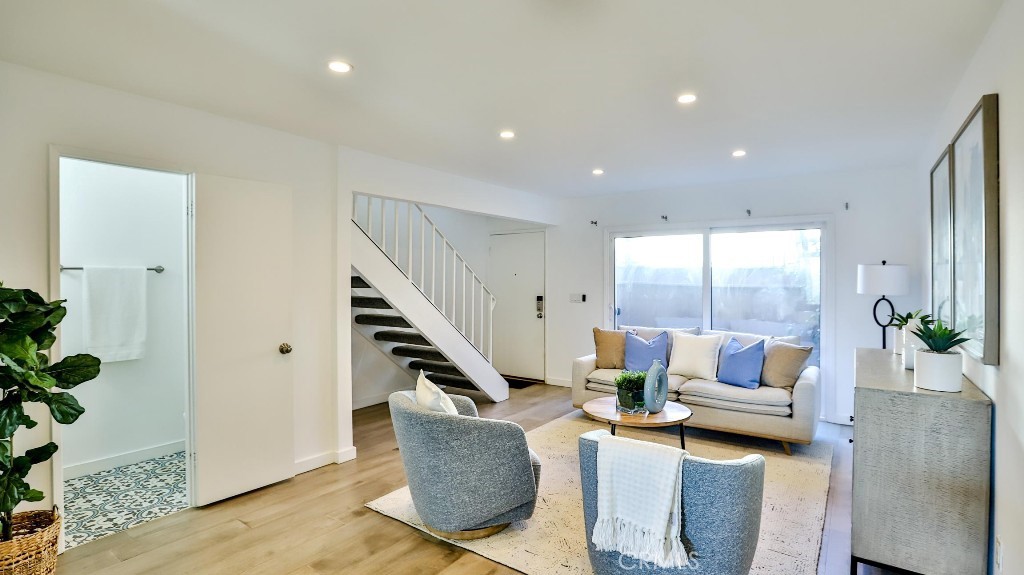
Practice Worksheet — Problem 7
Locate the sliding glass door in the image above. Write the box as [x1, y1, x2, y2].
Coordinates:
[710, 228, 821, 365]
[613, 225, 822, 366]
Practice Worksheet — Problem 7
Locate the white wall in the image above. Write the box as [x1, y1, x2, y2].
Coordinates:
[419, 205, 494, 281]
[351, 328, 412, 410]
[542, 166, 924, 423]
[921, 0, 1024, 568]
[58, 158, 188, 476]
[338, 147, 563, 226]
[0, 60, 342, 509]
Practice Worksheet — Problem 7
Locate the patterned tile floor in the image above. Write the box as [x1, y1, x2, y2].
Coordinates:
[63, 451, 188, 548]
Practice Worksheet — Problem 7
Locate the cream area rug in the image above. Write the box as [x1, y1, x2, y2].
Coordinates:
[366, 411, 833, 574]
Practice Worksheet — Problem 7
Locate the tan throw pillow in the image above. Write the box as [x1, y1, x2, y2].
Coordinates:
[761, 339, 813, 388]
[593, 328, 631, 369]
[667, 332, 723, 380]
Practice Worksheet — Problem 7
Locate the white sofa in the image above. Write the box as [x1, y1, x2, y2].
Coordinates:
[572, 329, 820, 454]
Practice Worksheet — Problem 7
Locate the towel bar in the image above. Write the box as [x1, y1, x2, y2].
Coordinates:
[60, 265, 165, 273]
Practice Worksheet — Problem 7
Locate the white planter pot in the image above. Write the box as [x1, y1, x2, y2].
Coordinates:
[892, 327, 904, 355]
[914, 349, 963, 392]
[903, 334, 918, 370]
[902, 321, 924, 369]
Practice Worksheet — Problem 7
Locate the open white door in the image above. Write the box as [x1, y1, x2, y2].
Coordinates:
[193, 174, 295, 506]
[489, 231, 545, 381]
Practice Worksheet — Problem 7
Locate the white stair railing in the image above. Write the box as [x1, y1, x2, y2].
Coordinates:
[352, 193, 495, 361]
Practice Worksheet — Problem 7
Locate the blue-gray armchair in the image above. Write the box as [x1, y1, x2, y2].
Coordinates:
[389, 391, 541, 539]
[579, 430, 765, 574]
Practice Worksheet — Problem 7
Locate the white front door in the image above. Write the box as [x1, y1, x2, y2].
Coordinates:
[489, 231, 545, 381]
[192, 174, 295, 506]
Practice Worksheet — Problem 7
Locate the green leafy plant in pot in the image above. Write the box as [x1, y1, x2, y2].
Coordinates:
[890, 310, 931, 356]
[614, 370, 647, 414]
[911, 320, 968, 393]
[0, 283, 100, 572]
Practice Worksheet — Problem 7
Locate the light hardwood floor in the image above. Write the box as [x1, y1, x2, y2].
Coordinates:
[57, 384, 892, 574]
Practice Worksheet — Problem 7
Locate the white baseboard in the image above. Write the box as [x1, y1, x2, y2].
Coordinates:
[64, 440, 186, 479]
[832, 413, 854, 426]
[336, 445, 357, 464]
[294, 451, 337, 475]
[545, 377, 572, 388]
[294, 446, 359, 475]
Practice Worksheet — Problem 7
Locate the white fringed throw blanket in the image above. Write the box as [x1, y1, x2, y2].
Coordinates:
[592, 434, 688, 568]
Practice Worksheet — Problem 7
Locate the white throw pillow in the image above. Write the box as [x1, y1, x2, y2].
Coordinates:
[415, 371, 459, 415]
[667, 333, 724, 380]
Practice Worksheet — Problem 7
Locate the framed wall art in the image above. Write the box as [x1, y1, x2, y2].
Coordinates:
[950, 93, 999, 365]
[930, 146, 953, 327]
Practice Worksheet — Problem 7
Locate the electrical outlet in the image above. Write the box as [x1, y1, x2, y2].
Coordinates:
[995, 536, 1003, 572]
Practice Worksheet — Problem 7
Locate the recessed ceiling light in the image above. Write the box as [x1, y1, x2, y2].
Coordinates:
[592, 168, 604, 176]
[328, 61, 353, 73]
[499, 130, 516, 139]
[732, 149, 747, 158]
[677, 93, 698, 104]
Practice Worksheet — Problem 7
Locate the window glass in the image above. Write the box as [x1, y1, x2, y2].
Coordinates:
[613, 234, 703, 329]
[710, 228, 821, 365]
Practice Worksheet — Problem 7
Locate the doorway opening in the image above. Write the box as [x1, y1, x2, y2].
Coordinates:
[56, 156, 192, 548]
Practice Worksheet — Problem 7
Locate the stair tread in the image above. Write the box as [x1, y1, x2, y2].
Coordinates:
[352, 296, 392, 309]
[408, 359, 458, 368]
[409, 359, 463, 377]
[374, 331, 430, 346]
[425, 373, 476, 390]
[355, 314, 411, 328]
[351, 276, 371, 289]
[391, 346, 446, 361]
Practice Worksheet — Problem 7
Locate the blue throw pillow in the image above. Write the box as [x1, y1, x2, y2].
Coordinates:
[624, 331, 668, 371]
[717, 338, 765, 389]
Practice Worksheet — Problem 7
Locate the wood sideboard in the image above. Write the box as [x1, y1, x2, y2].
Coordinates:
[852, 348, 992, 575]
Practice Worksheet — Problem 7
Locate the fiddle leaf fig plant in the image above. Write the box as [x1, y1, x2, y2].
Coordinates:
[912, 319, 970, 354]
[0, 283, 100, 541]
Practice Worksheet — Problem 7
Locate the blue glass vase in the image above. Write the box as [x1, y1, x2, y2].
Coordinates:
[644, 359, 669, 413]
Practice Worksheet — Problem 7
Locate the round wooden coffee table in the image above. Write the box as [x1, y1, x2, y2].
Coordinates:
[582, 396, 693, 449]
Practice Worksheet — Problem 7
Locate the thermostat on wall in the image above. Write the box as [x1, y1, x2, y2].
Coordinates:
[570, 293, 586, 303]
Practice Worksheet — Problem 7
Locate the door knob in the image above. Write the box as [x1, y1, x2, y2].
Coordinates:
[279, 343, 293, 354]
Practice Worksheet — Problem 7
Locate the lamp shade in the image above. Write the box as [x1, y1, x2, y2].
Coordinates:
[857, 264, 909, 296]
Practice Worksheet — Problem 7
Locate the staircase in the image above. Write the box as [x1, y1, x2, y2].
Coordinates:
[351, 194, 508, 402]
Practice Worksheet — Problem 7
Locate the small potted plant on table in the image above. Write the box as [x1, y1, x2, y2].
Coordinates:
[890, 310, 931, 356]
[912, 320, 968, 393]
[0, 283, 100, 573]
[614, 370, 647, 414]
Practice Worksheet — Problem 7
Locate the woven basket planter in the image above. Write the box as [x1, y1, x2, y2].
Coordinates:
[0, 510, 60, 575]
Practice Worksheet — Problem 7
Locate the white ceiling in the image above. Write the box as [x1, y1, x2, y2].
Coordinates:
[0, 0, 1003, 197]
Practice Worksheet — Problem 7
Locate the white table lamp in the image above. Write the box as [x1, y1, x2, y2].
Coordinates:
[857, 260, 909, 349]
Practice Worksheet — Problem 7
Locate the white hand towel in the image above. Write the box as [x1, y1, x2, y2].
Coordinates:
[83, 267, 148, 362]
[592, 434, 689, 569]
